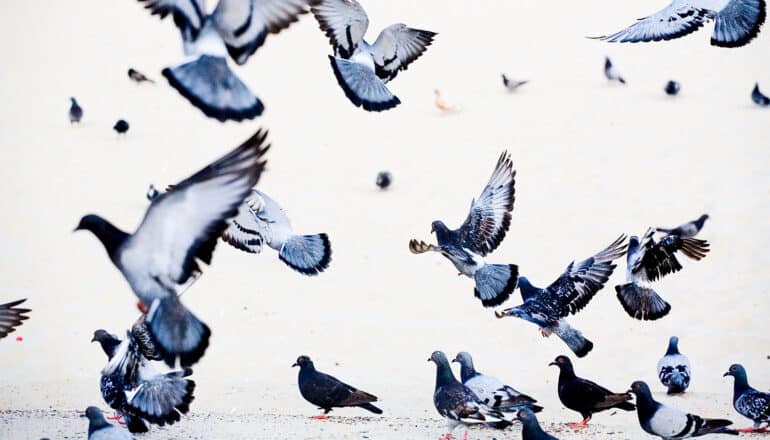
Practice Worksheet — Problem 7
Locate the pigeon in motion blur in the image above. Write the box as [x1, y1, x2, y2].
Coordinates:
[0, 298, 30, 339]
[146, 184, 160, 202]
[75, 129, 269, 367]
[604, 57, 626, 84]
[376, 171, 392, 189]
[410, 151, 517, 308]
[592, 0, 766, 47]
[92, 315, 195, 433]
[311, 0, 436, 111]
[70, 97, 83, 124]
[131, 0, 318, 122]
[128, 68, 155, 84]
[495, 235, 627, 357]
[665, 80, 681, 96]
[452, 351, 542, 413]
[84, 406, 134, 440]
[293, 355, 382, 418]
[502, 74, 528, 92]
[753, 83, 770, 106]
[724, 364, 770, 432]
[113, 120, 130, 135]
[615, 228, 710, 321]
[517, 407, 560, 440]
[657, 336, 691, 395]
[656, 214, 709, 238]
[629, 380, 738, 438]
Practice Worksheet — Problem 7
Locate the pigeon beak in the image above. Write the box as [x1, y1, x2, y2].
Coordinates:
[494, 309, 506, 319]
[722, 372, 729, 377]
[451, 358, 458, 363]
[291, 363, 298, 368]
[90, 336, 96, 342]
[427, 358, 432, 362]
[548, 362, 557, 367]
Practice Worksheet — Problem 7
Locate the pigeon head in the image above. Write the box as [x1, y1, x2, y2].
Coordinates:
[75, 214, 129, 259]
[696, 214, 709, 227]
[430, 220, 448, 234]
[723, 363, 748, 381]
[70, 97, 78, 105]
[451, 351, 472, 366]
[128, 68, 136, 76]
[292, 355, 313, 369]
[665, 336, 680, 355]
[628, 380, 652, 398]
[427, 350, 449, 365]
[628, 236, 639, 246]
[83, 406, 111, 434]
[605, 56, 612, 68]
[91, 329, 121, 358]
[516, 407, 538, 425]
[517, 276, 531, 288]
[84, 406, 104, 421]
[548, 355, 573, 370]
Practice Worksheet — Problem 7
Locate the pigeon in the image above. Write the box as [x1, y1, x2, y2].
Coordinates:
[75, 129, 269, 367]
[495, 235, 627, 357]
[113, 120, 129, 135]
[592, 0, 766, 47]
[724, 364, 770, 432]
[517, 407, 560, 440]
[550, 355, 635, 427]
[604, 57, 626, 84]
[128, 68, 155, 84]
[429, 351, 512, 440]
[658, 336, 691, 395]
[70, 97, 83, 124]
[656, 214, 709, 238]
[409, 151, 517, 308]
[132, 0, 317, 122]
[434, 89, 461, 113]
[292, 355, 382, 418]
[92, 315, 196, 433]
[665, 80, 681, 96]
[0, 298, 30, 339]
[376, 171, 392, 189]
[220, 189, 332, 275]
[311, 0, 437, 111]
[146, 184, 160, 202]
[452, 351, 542, 413]
[615, 228, 710, 321]
[84, 406, 134, 440]
[502, 74, 528, 92]
[752, 83, 770, 106]
[629, 380, 738, 438]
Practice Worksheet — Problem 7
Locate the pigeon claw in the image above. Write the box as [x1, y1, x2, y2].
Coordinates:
[540, 328, 549, 338]
[568, 418, 590, 429]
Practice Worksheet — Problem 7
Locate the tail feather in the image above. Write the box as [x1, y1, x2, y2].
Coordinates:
[147, 297, 211, 367]
[123, 413, 149, 434]
[615, 283, 671, 321]
[278, 233, 332, 276]
[474, 264, 518, 307]
[128, 368, 195, 426]
[668, 372, 689, 394]
[328, 55, 400, 112]
[552, 319, 593, 358]
[697, 418, 739, 436]
[711, 0, 766, 47]
[357, 403, 383, 415]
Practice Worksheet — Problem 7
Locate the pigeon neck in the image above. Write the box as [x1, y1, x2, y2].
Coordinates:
[88, 416, 111, 435]
[521, 418, 548, 440]
[435, 361, 458, 387]
[695, 215, 708, 228]
[459, 363, 478, 382]
[89, 218, 129, 261]
[557, 365, 577, 382]
[731, 373, 751, 398]
[299, 363, 317, 375]
[665, 340, 679, 356]
[100, 338, 121, 359]
[634, 391, 658, 422]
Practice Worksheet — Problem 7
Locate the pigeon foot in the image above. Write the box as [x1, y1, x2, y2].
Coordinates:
[312, 415, 329, 420]
[437, 434, 453, 440]
[568, 418, 589, 428]
[106, 412, 125, 425]
[738, 427, 769, 433]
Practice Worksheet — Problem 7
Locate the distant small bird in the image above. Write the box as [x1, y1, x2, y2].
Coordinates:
[657, 336, 691, 395]
[113, 120, 129, 135]
[434, 89, 461, 112]
[502, 74, 528, 92]
[293, 355, 382, 418]
[376, 171, 392, 189]
[656, 214, 709, 238]
[146, 184, 159, 202]
[84, 406, 134, 440]
[604, 57, 626, 84]
[128, 68, 155, 84]
[0, 298, 30, 339]
[550, 355, 635, 428]
[517, 407, 560, 440]
[724, 364, 770, 433]
[665, 80, 681, 96]
[70, 97, 83, 124]
[629, 380, 738, 438]
[753, 83, 770, 106]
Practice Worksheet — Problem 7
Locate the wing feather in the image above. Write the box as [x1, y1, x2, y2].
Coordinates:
[311, 0, 369, 58]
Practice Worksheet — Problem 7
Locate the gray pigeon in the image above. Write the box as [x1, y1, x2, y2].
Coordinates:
[665, 80, 681, 96]
[753, 83, 770, 106]
[656, 214, 709, 238]
[604, 57, 626, 84]
[128, 68, 155, 84]
[84, 406, 134, 440]
[657, 336, 691, 394]
[0, 298, 30, 339]
[724, 364, 770, 432]
[70, 97, 83, 124]
[502, 74, 529, 92]
[517, 407, 559, 440]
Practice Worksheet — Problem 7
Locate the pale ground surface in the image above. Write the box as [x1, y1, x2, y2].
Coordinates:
[1, 0, 769, 439]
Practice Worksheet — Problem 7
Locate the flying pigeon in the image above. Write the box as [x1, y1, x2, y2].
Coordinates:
[665, 80, 681, 96]
[220, 189, 332, 275]
[550, 355, 635, 428]
[604, 57, 626, 84]
[657, 336, 691, 395]
[502, 74, 528, 92]
[724, 364, 770, 432]
[128, 68, 155, 84]
[310, 0, 437, 111]
[292, 355, 382, 418]
[0, 298, 30, 339]
[75, 129, 269, 367]
[629, 380, 738, 438]
[429, 351, 512, 440]
[131, 0, 318, 122]
[517, 407, 560, 440]
[452, 351, 542, 413]
[753, 83, 770, 106]
[146, 184, 160, 202]
[84, 406, 134, 440]
[376, 171, 392, 189]
[113, 120, 129, 135]
[495, 235, 627, 357]
[409, 151, 517, 308]
[592, 0, 766, 47]
[70, 97, 83, 124]
[615, 228, 710, 321]
[92, 315, 195, 433]
[656, 214, 709, 238]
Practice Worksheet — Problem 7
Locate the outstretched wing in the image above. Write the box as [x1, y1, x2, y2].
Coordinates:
[221, 191, 267, 254]
[632, 229, 709, 282]
[0, 299, 30, 339]
[592, 0, 713, 43]
[311, 0, 369, 58]
[137, 0, 207, 38]
[371, 24, 436, 82]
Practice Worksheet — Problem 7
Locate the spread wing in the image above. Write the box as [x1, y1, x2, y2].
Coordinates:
[221, 191, 267, 254]
[137, 0, 207, 37]
[0, 299, 30, 339]
[311, 0, 369, 58]
[592, 0, 714, 43]
[371, 24, 436, 82]
[631, 228, 709, 282]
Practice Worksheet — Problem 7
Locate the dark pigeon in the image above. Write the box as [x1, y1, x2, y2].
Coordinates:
[128, 68, 155, 84]
[616, 228, 710, 321]
[0, 298, 30, 339]
[502, 74, 528, 92]
[376, 171, 392, 189]
[517, 407, 559, 440]
[495, 235, 627, 357]
[604, 57, 626, 84]
[70, 97, 83, 124]
[656, 214, 709, 238]
[146, 184, 159, 202]
[724, 364, 770, 432]
[293, 355, 382, 418]
[550, 355, 635, 428]
[410, 151, 518, 308]
[665, 80, 681, 96]
[629, 380, 738, 438]
[113, 120, 129, 135]
[657, 336, 691, 395]
[75, 129, 269, 367]
[84, 406, 134, 440]
[753, 83, 770, 106]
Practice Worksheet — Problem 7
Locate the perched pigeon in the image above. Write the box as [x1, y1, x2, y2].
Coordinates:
[146, 184, 160, 202]
[92, 315, 195, 433]
[657, 336, 691, 395]
[615, 228, 710, 321]
[592, 0, 766, 47]
[409, 151, 517, 308]
[75, 129, 269, 367]
[495, 235, 627, 357]
[604, 57, 626, 84]
[656, 214, 709, 238]
[128, 68, 155, 84]
[84, 406, 134, 440]
[311, 0, 436, 111]
[70, 97, 83, 124]
[629, 380, 738, 438]
[452, 351, 542, 413]
[132, 0, 317, 122]
[724, 364, 770, 432]
[220, 190, 331, 275]
[376, 171, 392, 189]
[517, 407, 560, 440]
[752, 83, 770, 106]
[502, 74, 528, 92]
[113, 120, 129, 135]
[665, 80, 681, 96]
[0, 298, 30, 339]
[293, 355, 382, 418]
[429, 351, 512, 439]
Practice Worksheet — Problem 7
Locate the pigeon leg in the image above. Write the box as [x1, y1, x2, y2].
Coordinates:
[463, 430, 468, 440]
[106, 412, 125, 425]
[738, 426, 768, 433]
[568, 418, 590, 428]
[437, 434, 453, 440]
